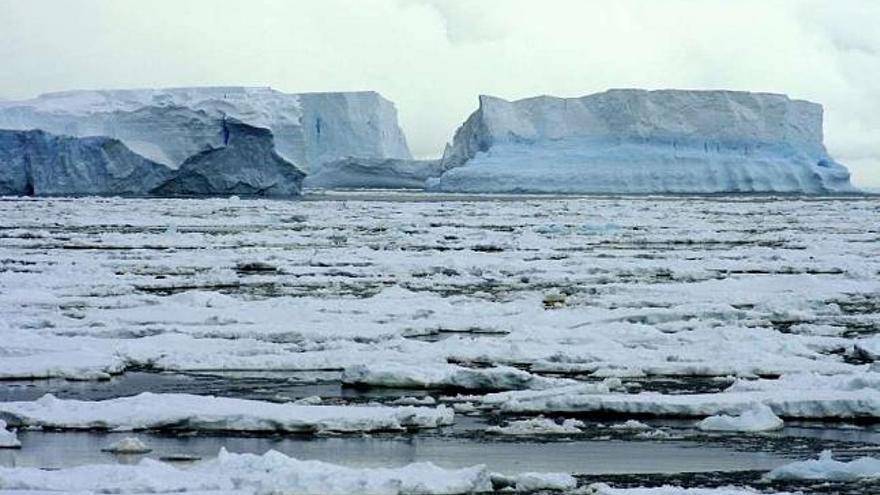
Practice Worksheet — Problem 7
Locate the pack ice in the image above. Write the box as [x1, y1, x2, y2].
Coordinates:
[0, 87, 412, 196]
[430, 89, 855, 193]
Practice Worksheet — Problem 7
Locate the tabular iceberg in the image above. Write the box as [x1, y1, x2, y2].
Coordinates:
[0, 87, 412, 173]
[429, 89, 856, 194]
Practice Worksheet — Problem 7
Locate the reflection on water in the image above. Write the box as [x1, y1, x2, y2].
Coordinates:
[1, 430, 788, 475]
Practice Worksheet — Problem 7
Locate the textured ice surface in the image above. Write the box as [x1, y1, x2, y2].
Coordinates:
[767, 450, 880, 481]
[590, 485, 795, 495]
[486, 416, 584, 435]
[696, 403, 784, 432]
[0, 393, 454, 433]
[102, 436, 152, 454]
[0, 195, 877, 393]
[304, 157, 442, 189]
[0, 87, 411, 172]
[0, 419, 20, 448]
[151, 122, 305, 197]
[0, 448, 493, 494]
[0, 194, 878, 492]
[0, 129, 171, 196]
[342, 362, 570, 390]
[431, 89, 855, 193]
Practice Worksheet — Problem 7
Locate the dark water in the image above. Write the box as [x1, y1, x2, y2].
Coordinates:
[3, 371, 879, 478]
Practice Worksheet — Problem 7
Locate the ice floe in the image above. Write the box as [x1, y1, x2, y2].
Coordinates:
[589, 485, 795, 495]
[767, 450, 880, 481]
[486, 416, 584, 435]
[0, 393, 454, 433]
[696, 404, 784, 432]
[343, 362, 570, 391]
[0, 448, 492, 494]
[101, 436, 152, 454]
[0, 420, 20, 448]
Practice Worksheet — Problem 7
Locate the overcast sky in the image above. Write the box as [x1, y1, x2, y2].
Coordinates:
[1, 0, 878, 186]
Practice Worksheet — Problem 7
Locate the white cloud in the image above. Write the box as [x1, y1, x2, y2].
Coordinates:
[0, 0, 877, 185]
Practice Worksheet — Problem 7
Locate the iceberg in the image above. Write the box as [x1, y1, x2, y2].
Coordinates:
[429, 89, 856, 194]
[151, 121, 305, 197]
[0, 87, 412, 173]
[0, 129, 171, 196]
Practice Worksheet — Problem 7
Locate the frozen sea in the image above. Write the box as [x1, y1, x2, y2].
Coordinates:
[1, 192, 879, 494]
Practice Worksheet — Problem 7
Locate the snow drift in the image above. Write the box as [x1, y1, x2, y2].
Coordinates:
[429, 89, 855, 194]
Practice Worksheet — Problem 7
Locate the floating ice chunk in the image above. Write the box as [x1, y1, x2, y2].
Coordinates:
[486, 416, 584, 435]
[390, 396, 438, 406]
[589, 483, 793, 494]
[697, 403, 783, 432]
[510, 472, 578, 491]
[609, 419, 653, 431]
[0, 419, 20, 448]
[343, 362, 570, 391]
[494, 385, 880, 420]
[293, 396, 324, 406]
[854, 337, 880, 362]
[0, 393, 454, 433]
[767, 450, 880, 481]
[102, 436, 152, 454]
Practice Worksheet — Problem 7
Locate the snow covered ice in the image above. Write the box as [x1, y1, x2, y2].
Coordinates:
[696, 404, 784, 432]
[430, 90, 856, 194]
[0, 193, 879, 494]
[0, 392, 454, 433]
[0, 420, 20, 449]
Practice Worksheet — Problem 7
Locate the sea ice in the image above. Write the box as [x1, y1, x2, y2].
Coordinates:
[0, 448, 493, 494]
[486, 416, 584, 435]
[0, 393, 454, 433]
[767, 450, 880, 481]
[101, 436, 152, 454]
[0, 419, 20, 448]
[696, 403, 784, 432]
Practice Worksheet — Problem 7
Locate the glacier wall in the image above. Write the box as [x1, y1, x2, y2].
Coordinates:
[0, 87, 412, 173]
[0, 129, 172, 196]
[430, 89, 855, 193]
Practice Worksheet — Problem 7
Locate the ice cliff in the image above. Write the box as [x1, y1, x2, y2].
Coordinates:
[152, 122, 305, 197]
[0, 129, 171, 196]
[429, 89, 855, 194]
[0, 87, 413, 195]
[0, 86, 411, 173]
